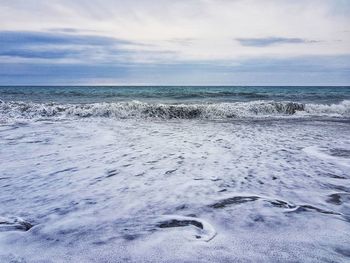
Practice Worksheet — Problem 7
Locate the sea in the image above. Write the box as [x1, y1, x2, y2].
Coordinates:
[0, 86, 350, 262]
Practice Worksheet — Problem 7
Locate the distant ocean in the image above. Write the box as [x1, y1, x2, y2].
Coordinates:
[1, 86, 350, 262]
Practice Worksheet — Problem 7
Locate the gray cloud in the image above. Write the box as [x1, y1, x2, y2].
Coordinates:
[0, 30, 173, 62]
[0, 30, 131, 47]
[237, 37, 319, 47]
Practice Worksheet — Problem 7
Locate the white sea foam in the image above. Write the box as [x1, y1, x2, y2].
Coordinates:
[303, 146, 350, 168]
[303, 100, 350, 116]
[0, 117, 349, 262]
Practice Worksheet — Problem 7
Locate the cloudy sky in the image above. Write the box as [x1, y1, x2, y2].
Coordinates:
[0, 0, 349, 85]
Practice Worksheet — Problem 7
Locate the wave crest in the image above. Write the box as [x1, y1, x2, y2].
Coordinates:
[1, 100, 349, 121]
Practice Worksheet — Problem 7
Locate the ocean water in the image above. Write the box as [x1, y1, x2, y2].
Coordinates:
[0, 86, 350, 262]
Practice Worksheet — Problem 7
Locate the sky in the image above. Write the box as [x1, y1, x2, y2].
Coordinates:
[0, 0, 350, 85]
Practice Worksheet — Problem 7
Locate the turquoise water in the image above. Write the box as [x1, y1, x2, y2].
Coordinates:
[1, 86, 350, 104]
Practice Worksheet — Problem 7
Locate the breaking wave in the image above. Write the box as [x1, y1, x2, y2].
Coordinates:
[0, 100, 349, 121]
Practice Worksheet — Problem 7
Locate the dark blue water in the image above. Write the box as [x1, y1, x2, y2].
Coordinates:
[1, 86, 350, 104]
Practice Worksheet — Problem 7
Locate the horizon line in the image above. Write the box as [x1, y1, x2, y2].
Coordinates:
[1, 85, 350, 88]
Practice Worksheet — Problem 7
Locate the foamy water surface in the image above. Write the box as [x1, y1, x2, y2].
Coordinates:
[1, 86, 350, 262]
